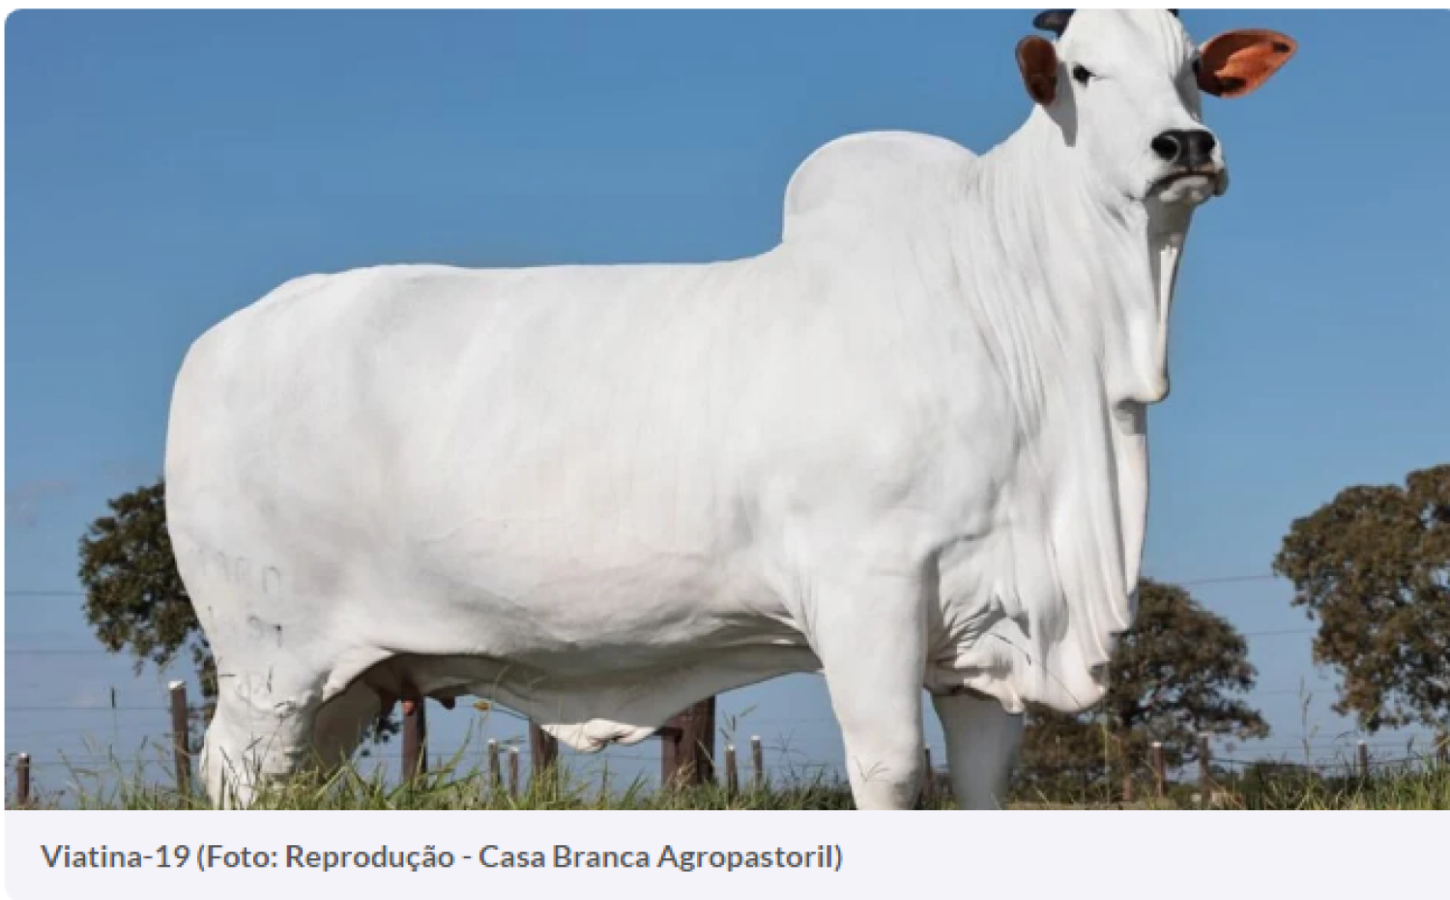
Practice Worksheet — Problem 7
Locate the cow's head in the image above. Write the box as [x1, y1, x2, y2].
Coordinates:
[1016, 10, 1295, 206]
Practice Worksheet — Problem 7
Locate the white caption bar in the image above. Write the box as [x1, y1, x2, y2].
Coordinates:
[5, 809, 1444, 900]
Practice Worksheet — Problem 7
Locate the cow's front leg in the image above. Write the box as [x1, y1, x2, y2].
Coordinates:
[813, 573, 927, 810]
[932, 691, 1023, 810]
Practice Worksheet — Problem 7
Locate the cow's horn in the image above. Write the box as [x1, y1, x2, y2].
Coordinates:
[1032, 10, 1073, 36]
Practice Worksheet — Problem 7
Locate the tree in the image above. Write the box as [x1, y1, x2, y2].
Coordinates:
[77, 479, 398, 743]
[1272, 463, 1449, 733]
[1015, 579, 1269, 799]
[78, 481, 215, 703]
[1015, 706, 1116, 799]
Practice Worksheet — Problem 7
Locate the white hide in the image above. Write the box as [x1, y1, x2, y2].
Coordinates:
[165, 10, 1248, 810]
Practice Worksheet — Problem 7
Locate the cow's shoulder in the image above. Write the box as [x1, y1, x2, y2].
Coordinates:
[781, 131, 976, 245]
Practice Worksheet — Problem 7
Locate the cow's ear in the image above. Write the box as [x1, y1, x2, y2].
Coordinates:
[1016, 35, 1059, 105]
[1197, 29, 1296, 99]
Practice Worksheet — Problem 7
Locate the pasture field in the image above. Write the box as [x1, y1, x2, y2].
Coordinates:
[18, 751, 1450, 811]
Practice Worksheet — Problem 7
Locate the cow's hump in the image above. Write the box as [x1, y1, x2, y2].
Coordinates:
[781, 131, 976, 244]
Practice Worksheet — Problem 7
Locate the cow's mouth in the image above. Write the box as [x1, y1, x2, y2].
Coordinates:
[1149, 167, 1227, 205]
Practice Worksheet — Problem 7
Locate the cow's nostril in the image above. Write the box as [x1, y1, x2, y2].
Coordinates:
[1151, 133, 1180, 162]
[1153, 129, 1217, 167]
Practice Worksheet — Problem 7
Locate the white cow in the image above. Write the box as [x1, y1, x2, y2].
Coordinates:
[165, 10, 1295, 810]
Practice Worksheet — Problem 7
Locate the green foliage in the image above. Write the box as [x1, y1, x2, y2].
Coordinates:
[1015, 578, 1269, 797]
[1013, 708, 1115, 799]
[76, 479, 398, 741]
[77, 481, 214, 700]
[1273, 464, 1450, 732]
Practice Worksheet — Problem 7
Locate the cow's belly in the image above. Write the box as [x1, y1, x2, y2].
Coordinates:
[173, 450, 806, 668]
[390, 509, 807, 670]
[346, 642, 821, 752]
[172, 432, 822, 748]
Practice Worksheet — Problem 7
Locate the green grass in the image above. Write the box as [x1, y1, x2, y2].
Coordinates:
[1230, 766, 1450, 810]
[1010, 770, 1450, 810]
[67, 759, 871, 812]
[18, 748, 1448, 810]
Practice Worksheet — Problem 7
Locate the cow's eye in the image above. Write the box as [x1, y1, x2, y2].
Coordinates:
[1072, 65, 1095, 85]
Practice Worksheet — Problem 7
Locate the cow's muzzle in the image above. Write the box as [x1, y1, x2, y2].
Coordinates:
[1149, 166, 1227, 205]
[1147, 128, 1226, 204]
[1151, 129, 1216, 168]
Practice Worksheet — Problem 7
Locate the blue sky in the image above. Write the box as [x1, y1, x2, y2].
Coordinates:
[5, 10, 1448, 802]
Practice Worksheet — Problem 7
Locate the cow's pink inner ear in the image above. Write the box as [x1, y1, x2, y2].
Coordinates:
[1198, 29, 1296, 99]
[1016, 36, 1059, 105]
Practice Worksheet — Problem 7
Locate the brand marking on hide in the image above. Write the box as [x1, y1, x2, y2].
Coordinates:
[246, 615, 285, 648]
[180, 537, 285, 603]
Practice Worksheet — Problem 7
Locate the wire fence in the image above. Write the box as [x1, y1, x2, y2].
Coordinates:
[7, 697, 1447, 811]
[6, 576, 1444, 809]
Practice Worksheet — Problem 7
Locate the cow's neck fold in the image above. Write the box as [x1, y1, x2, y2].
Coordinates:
[940, 108, 1197, 705]
[969, 108, 1190, 409]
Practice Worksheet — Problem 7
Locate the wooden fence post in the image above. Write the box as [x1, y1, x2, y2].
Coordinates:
[921, 748, 935, 807]
[15, 753, 31, 808]
[508, 747, 520, 798]
[169, 681, 191, 797]
[751, 735, 764, 791]
[487, 740, 501, 793]
[724, 745, 738, 798]
[1357, 740, 1369, 780]
[661, 698, 716, 788]
[530, 721, 559, 785]
[1197, 733, 1212, 797]
[1150, 742, 1165, 799]
[402, 698, 427, 780]
[1437, 731, 1449, 768]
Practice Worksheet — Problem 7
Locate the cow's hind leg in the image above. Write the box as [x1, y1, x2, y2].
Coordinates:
[310, 676, 383, 771]
[201, 661, 328, 809]
[932, 692, 1023, 810]
[812, 572, 928, 810]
